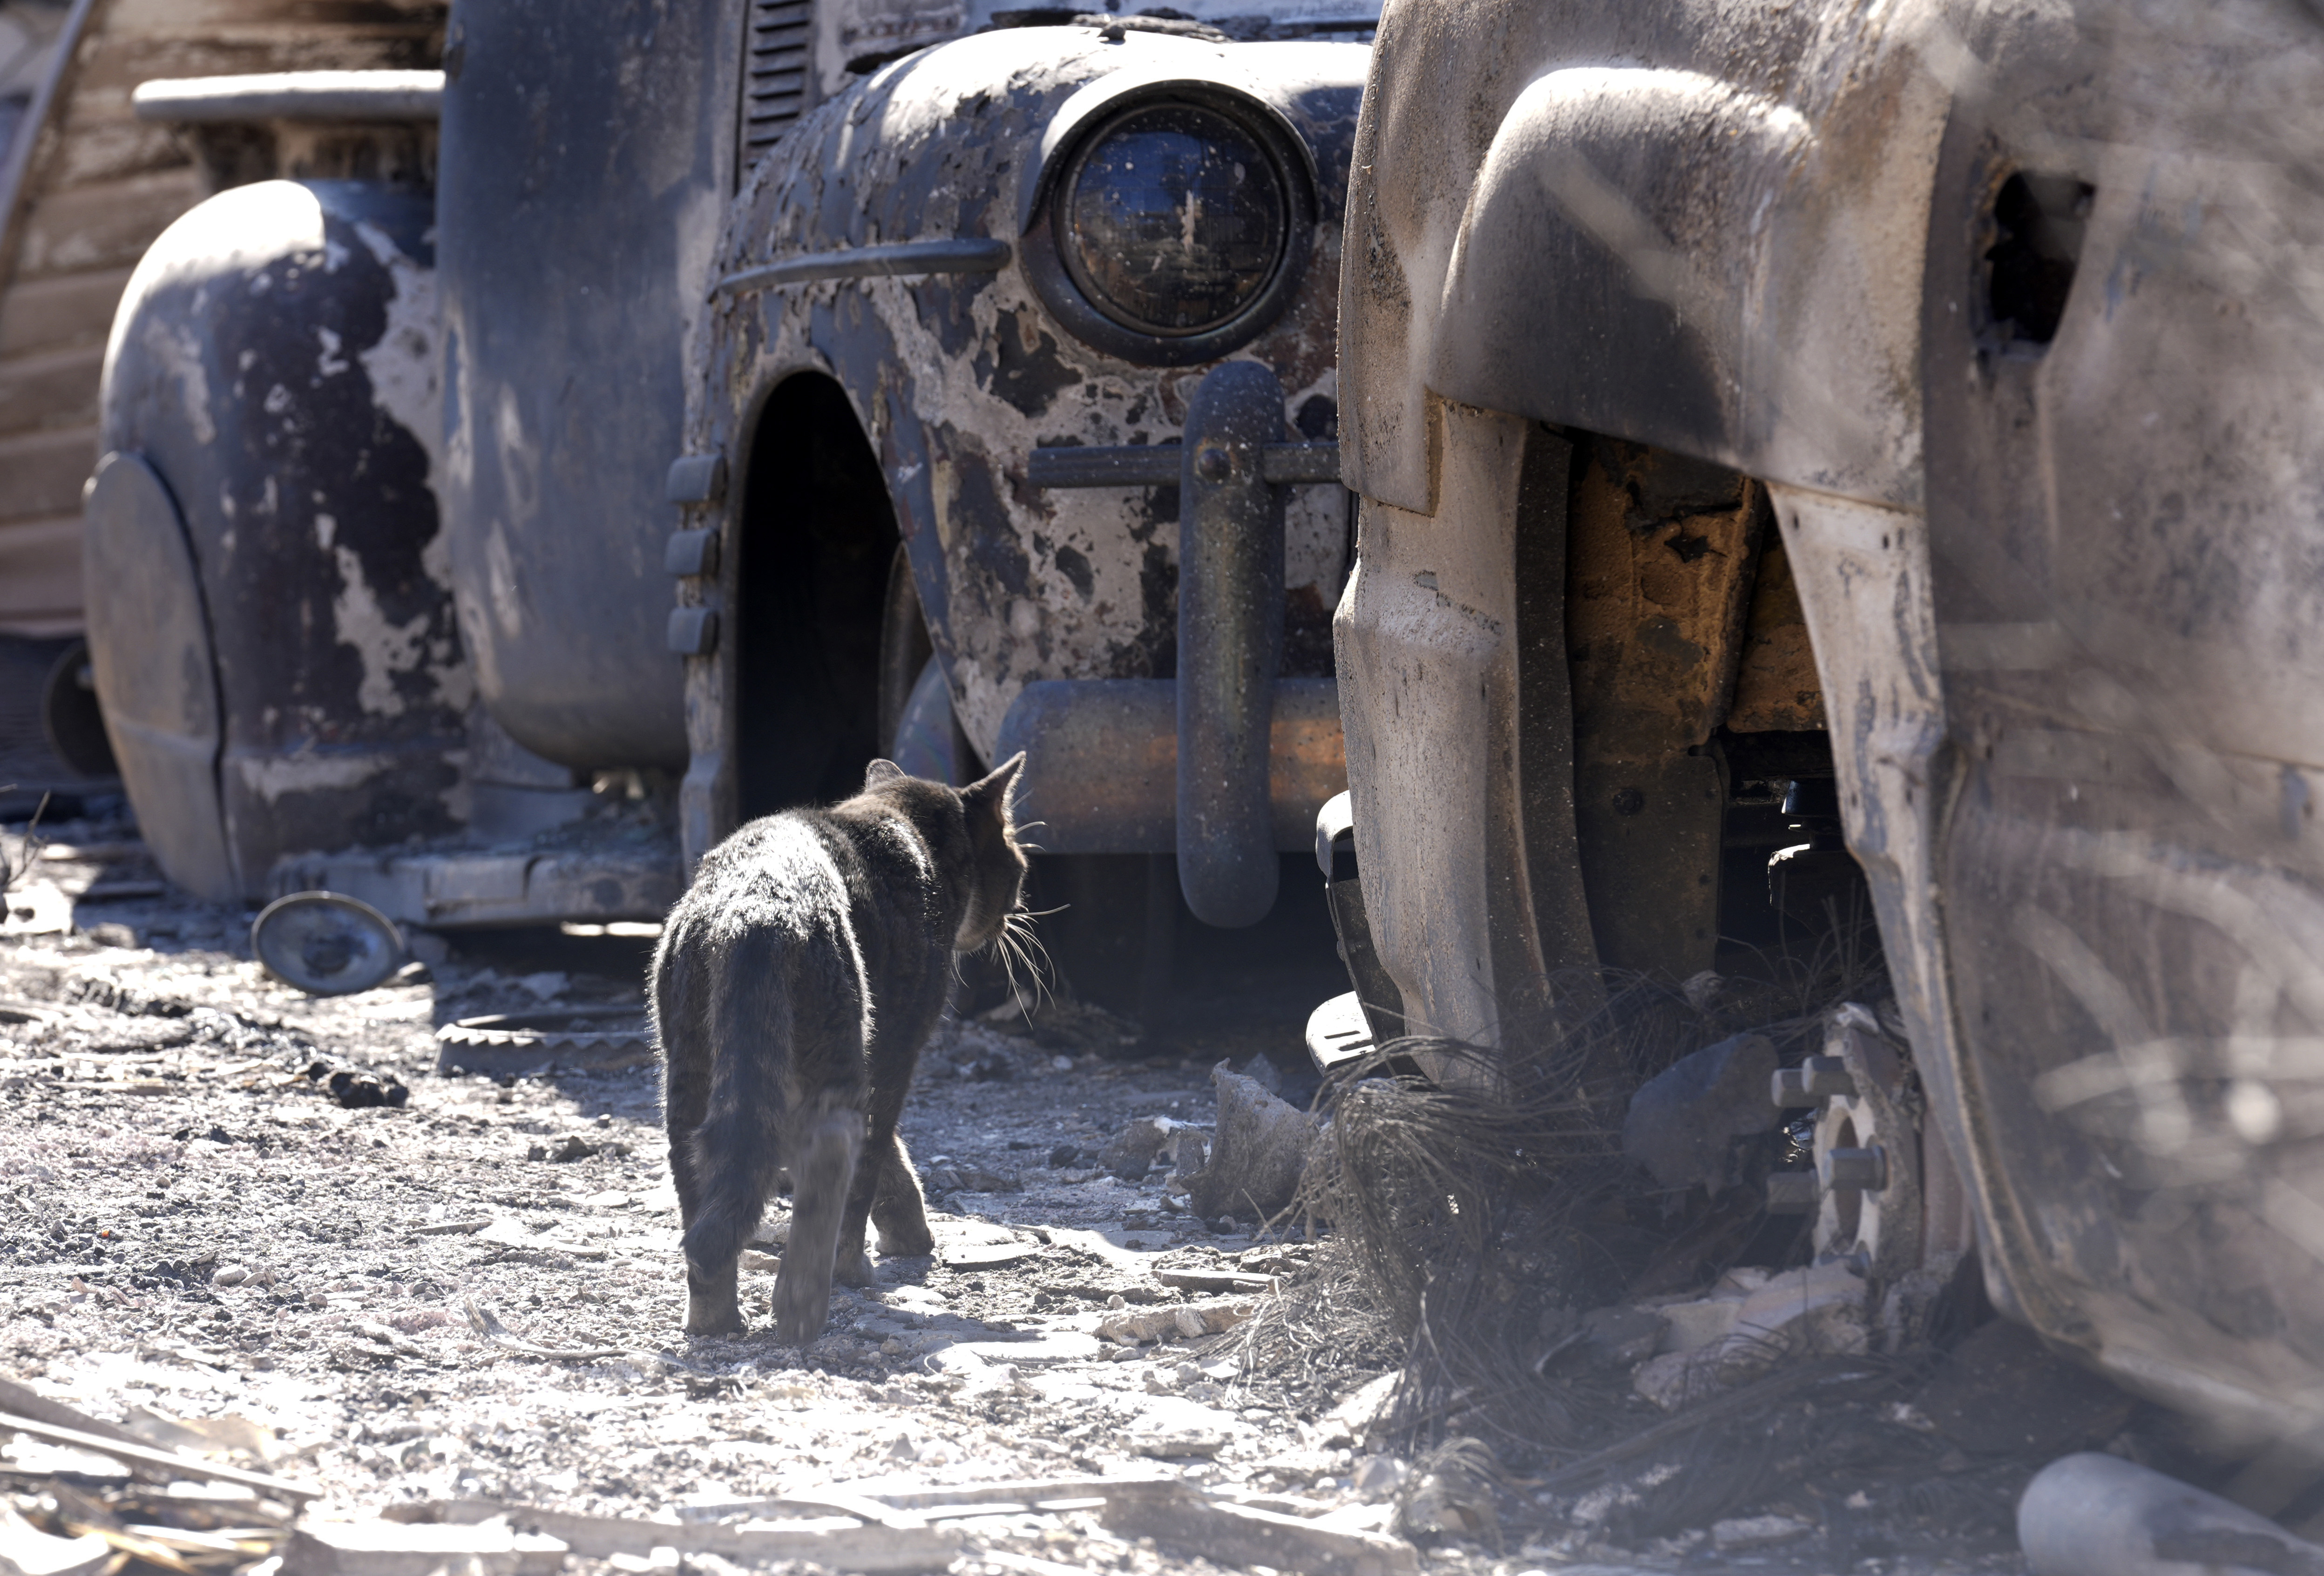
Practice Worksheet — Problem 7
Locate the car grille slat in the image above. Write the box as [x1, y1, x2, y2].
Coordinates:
[741, 0, 813, 160]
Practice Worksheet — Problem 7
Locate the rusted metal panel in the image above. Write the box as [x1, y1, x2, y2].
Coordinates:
[1565, 440, 1761, 756]
[1564, 439, 1762, 978]
[1725, 530, 1824, 733]
[995, 676, 1345, 856]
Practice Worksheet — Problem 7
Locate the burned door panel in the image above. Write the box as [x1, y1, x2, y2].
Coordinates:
[1912, 3, 2324, 1441]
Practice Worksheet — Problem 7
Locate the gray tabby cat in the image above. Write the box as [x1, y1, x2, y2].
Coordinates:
[652, 754, 1029, 1343]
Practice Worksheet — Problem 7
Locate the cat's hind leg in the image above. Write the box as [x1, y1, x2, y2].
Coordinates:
[771, 1095, 864, 1345]
[837, 972, 948, 1286]
[869, 1129, 935, 1262]
[836, 1067, 931, 1285]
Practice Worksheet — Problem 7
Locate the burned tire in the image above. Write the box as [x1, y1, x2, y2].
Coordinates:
[1031, 853, 1177, 1030]
[435, 1009, 657, 1076]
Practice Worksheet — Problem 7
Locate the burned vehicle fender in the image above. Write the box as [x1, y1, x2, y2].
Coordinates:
[1342, 8, 1938, 515]
[1336, 0, 2324, 1449]
[89, 178, 468, 902]
[673, 27, 1365, 881]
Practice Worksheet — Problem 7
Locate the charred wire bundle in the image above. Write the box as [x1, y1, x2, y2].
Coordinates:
[1291, 948, 1897, 1466]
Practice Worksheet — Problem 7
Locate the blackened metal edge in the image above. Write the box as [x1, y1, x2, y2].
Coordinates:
[131, 71, 446, 123]
[714, 239, 1013, 297]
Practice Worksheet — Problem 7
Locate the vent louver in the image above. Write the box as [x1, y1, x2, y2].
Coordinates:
[741, 0, 812, 161]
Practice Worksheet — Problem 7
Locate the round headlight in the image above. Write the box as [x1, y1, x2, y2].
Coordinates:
[1055, 101, 1292, 338]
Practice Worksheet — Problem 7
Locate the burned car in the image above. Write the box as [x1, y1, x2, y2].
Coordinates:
[82, 0, 1373, 995]
[673, 17, 1370, 1003]
[1326, 0, 2324, 1455]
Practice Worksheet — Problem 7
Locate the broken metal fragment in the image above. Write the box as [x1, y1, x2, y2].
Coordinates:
[2018, 1453, 2324, 1576]
[1620, 1033, 1781, 1193]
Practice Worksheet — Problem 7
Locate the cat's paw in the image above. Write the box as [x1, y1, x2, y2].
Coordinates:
[770, 1282, 831, 1346]
[685, 1263, 743, 1336]
[872, 1211, 935, 1259]
[833, 1247, 879, 1287]
[685, 1296, 744, 1337]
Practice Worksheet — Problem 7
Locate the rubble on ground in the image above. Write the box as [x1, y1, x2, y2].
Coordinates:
[1169, 1066, 1318, 1224]
[1, 822, 2195, 1575]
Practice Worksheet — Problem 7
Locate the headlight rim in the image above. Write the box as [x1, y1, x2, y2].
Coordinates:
[1021, 81, 1316, 368]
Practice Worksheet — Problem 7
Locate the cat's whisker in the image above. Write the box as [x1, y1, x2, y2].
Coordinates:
[996, 910, 1056, 1014]
[992, 927, 1036, 1019]
[981, 916, 1033, 1018]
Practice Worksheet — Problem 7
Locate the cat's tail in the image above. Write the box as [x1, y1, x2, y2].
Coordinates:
[678, 929, 804, 1277]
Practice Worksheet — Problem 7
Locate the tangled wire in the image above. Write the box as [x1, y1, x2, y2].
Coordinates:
[1269, 930, 1894, 1468]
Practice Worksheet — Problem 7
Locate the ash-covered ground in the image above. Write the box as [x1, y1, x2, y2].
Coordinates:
[1, 818, 2030, 1576]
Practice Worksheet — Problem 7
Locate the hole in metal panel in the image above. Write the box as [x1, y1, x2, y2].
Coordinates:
[1983, 170, 2094, 350]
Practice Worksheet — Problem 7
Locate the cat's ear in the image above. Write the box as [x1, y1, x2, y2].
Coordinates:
[863, 758, 908, 789]
[961, 752, 1025, 821]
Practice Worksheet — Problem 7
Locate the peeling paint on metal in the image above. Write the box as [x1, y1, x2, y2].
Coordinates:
[684, 28, 1365, 778]
[140, 318, 217, 445]
[233, 748, 412, 804]
[331, 544, 429, 717]
[352, 217, 447, 488]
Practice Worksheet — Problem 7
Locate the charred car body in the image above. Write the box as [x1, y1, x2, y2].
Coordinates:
[675, 22, 1368, 958]
[83, 0, 1374, 990]
[1329, 0, 2324, 1454]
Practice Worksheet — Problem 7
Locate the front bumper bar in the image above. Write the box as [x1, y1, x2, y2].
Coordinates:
[1027, 363, 1343, 926]
[993, 677, 1346, 861]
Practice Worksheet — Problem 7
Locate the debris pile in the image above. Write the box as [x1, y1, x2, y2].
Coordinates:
[1170, 1066, 1317, 1222]
[1242, 969, 2193, 1566]
[0, 1378, 307, 1576]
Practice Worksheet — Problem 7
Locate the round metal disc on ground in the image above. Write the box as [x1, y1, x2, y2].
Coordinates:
[251, 891, 405, 995]
[435, 1009, 657, 1076]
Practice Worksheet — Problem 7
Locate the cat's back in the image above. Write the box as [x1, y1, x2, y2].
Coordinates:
[669, 810, 855, 947]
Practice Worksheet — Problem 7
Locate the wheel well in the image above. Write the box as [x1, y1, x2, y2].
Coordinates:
[732, 373, 900, 822]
